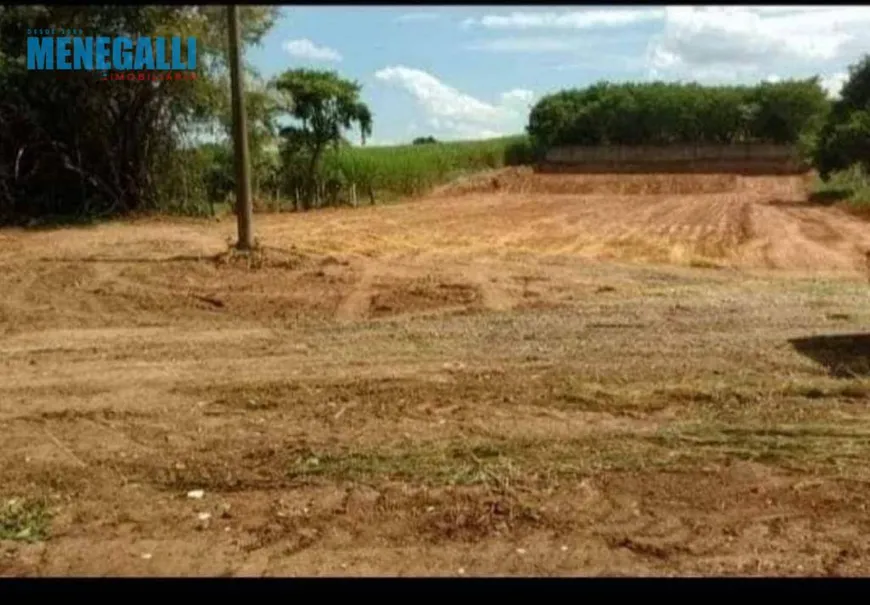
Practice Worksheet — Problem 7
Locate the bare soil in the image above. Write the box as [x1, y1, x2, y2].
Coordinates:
[1, 171, 870, 576]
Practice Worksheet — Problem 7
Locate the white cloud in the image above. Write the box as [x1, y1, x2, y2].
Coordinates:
[374, 65, 534, 140]
[500, 89, 535, 105]
[282, 39, 342, 62]
[395, 12, 440, 24]
[462, 8, 663, 30]
[647, 7, 870, 82]
[374, 66, 507, 123]
[820, 72, 849, 98]
[462, 11, 655, 60]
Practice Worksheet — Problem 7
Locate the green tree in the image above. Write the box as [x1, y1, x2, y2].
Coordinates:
[0, 5, 278, 223]
[272, 69, 373, 210]
[526, 79, 830, 151]
[839, 55, 870, 113]
[814, 109, 870, 179]
[749, 78, 829, 144]
[527, 90, 582, 147]
[812, 55, 870, 179]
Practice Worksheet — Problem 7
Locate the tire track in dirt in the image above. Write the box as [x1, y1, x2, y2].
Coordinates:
[422, 172, 869, 275]
[736, 201, 870, 272]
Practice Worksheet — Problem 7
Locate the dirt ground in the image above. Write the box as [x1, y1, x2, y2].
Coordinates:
[1, 170, 870, 576]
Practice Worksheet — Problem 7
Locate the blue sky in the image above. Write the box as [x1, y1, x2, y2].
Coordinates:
[246, 6, 870, 146]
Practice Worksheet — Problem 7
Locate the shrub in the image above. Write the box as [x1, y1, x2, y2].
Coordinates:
[809, 164, 870, 215]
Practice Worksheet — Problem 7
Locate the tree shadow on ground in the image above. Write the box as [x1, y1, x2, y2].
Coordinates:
[789, 333, 870, 378]
[764, 198, 821, 208]
[31, 245, 314, 270]
[806, 190, 851, 206]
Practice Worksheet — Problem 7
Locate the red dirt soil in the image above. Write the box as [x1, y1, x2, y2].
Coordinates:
[1, 171, 870, 576]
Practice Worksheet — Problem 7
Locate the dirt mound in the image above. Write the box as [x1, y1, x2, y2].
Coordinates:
[370, 278, 481, 318]
[432, 167, 744, 197]
[212, 245, 314, 270]
[0, 245, 357, 331]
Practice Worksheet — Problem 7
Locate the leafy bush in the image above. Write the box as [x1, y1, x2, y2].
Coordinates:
[810, 164, 870, 214]
[813, 110, 870, 179]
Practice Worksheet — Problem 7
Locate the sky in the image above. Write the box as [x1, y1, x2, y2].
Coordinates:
[246, 5, 870, 147]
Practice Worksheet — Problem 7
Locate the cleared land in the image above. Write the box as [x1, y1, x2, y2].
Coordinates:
[1, 170, 870, 576]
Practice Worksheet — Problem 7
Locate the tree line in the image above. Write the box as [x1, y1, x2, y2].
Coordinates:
[527, 62, 870, 195]
[527, 79, 830, 148]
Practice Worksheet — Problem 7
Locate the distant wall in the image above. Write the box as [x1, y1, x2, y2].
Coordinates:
[540, 144, 806, 174]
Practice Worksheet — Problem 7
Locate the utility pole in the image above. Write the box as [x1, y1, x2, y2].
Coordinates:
[227, 5, 254, 251]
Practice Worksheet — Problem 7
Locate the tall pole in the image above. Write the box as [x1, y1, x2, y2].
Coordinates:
[227, 5, 254, 251]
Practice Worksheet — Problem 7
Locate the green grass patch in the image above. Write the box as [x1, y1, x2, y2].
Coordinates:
[652, 423, 870, 472]
[809, 164, 870, 216]
[287, 442, 527, 489]
[284, 422, 870, 488]
[0, 498, 51, 542]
